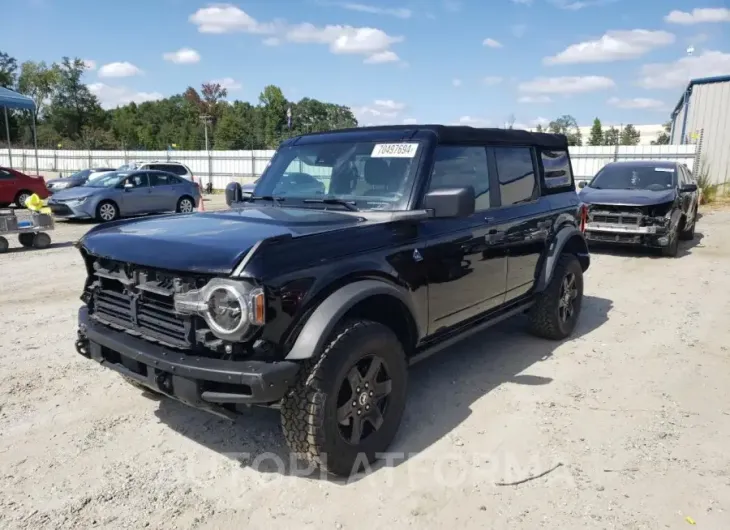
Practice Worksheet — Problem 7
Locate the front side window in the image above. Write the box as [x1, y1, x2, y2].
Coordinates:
[494, 147, 538, 206]
[427, 146, 490, 210]
[124, 173, 149, 188]
[589, 164, 676, 191]
[254, 140, 423, 211]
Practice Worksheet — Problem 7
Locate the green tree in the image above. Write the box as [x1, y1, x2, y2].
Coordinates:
[214, 101, 263, 150]
[603, 126, 620, 146]
[0, 50, 17, 88]
[47, 57, 105, 142]
[17, 61, 61, 118]
[259, 85, 289, 148]
[620, 124, 640, 146]
[548, 114, 582, 146]
[652, 121, 671, 145]
[535, 123, 544, 133]
[588, 118, 604, 146]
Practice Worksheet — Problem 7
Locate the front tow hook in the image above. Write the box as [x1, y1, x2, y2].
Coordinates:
[75, 332, 90, 358]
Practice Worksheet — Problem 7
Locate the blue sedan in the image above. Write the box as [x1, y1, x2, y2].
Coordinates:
[46, 170, 201, 222]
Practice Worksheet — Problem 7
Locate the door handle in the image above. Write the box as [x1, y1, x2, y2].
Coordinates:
[484, 216, 495, 223]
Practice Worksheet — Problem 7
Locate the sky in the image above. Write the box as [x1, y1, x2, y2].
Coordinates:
[4, 0, 730, 129]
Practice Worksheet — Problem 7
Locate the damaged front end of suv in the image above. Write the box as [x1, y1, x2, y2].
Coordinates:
[583, 200, 677, 247]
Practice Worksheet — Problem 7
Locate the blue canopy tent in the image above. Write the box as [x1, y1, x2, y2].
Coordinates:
[0, 86, 39, 173]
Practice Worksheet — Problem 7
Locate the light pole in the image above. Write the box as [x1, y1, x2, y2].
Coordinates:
[200, 114, 213, 191]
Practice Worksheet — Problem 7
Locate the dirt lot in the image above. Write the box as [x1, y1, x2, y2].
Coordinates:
[1, 205, 730, 530]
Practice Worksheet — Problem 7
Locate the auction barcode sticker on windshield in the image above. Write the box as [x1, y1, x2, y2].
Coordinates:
[371, 143, 419, 158]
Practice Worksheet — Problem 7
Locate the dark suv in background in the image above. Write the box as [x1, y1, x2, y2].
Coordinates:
[75, 125, 590, 476]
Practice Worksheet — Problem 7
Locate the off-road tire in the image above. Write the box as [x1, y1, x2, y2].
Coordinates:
[679, 212, 696, 241]
[528, 253, 584, 340]
[280, 319, 408, 477]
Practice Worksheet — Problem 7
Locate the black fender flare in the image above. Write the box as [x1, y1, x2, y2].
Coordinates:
[535, 226, 589, 292]
[284, 279, 421, 360]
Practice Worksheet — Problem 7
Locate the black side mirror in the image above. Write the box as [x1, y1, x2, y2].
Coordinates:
[225, 182, 242, 206]
[423, 186, 475, 218]
[578, 181, 587, 189]
[680, 183, 698, 193]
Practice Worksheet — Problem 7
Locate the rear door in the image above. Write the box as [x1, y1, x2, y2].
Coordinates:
[421, 145, 508, 334]
[0, 168, 18, 204]
[487, 146, 551, 302]
[148, 172, 183, 211]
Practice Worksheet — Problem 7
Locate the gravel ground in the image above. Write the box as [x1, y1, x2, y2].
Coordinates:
[1, 205, 729, 530]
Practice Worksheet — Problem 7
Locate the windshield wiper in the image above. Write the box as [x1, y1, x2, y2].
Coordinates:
[302, 198, 359, 211]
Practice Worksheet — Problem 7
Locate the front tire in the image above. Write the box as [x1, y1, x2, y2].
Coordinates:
[679, 212, 696, 241]
[280, 320, 408, 477]
[96, 201, 119, 222]
[528, 254, 584, 340]
[662, 226, 680, 257]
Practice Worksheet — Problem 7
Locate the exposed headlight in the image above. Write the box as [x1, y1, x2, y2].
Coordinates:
[173, 278, 265, 340]
[54, 182, 69, 190]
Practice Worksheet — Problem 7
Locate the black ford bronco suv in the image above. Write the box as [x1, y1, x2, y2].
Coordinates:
[75, 125, 590, 476]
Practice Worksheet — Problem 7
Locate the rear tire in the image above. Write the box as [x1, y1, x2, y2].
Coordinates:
[280, 320, 408, 477]
[528, 254, 584, 340]
[176, 196, 195, 213]
[96, 201, 119, 222]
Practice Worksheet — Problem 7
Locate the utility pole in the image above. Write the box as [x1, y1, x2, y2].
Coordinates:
[200, 114, 213, 192]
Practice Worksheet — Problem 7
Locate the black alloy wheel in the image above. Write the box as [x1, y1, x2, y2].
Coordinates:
[558, 272, 578, 325]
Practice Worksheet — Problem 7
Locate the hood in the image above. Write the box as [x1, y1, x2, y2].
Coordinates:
[48, 186, 98, 201]
[579, 186, 676, 206]
[79, 206, 365, 274]
[46, 177, 83, 187]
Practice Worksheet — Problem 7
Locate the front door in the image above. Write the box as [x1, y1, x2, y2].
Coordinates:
[421, 145, 508, 335]
[119, 172, 153, 215]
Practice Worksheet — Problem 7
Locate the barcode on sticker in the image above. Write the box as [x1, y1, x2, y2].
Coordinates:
[655, 167, 674, 172]
[371, 143, 419, 158]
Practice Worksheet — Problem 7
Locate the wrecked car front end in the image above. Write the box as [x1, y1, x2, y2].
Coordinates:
[583, 201, 678, 248]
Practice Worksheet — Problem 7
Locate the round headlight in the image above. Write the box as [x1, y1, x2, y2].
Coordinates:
[205, 284, 249, 335]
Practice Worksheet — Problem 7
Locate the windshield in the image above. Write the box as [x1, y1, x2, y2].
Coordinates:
[117, 163, 139, 171]
[84, 171, 128, 188]
[67, 169, 92, 180]
[254, 140, 423, 211]
[589, 165, 676, 191]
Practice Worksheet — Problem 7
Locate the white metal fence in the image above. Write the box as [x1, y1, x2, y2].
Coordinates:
[1, 144, 700, 190]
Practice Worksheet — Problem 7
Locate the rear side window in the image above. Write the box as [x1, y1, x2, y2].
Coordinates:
[165, 164, 189, 176]
[149, 173, 180, 186]
[428, 146, 490, 210]
[0, 169, 15, 180]
[540, 149, 574, 194]
[494, 147, 538, 206]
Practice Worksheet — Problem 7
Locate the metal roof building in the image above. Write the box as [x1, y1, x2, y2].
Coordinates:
[670, 75, 730, 186]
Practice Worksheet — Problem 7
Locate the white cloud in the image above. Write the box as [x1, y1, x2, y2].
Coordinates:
[607, 97, 666, 110]
[638, 50, 730, 89]
[452, 78, 462, 87]
[88, 83, 163, 109]
[189, 4, 403, 64]
[163, 48, 201, 64]
[364, 50, 399, 64]
[83, 59, 96, 71]
[518, 95, 552, 103]
[519, 75, 616, 94]
[514, 117, 550, 129]
[353, 99, 406, 124]
[483, 38, 503, 48]
[455, 116, 491, 127]
[402, 117, 418, 125]
[337, 3, 412, 18]
[263, 37, 281, 46]
[512, 0, 533, 4]
[665, 8, 730, 25]
[483, 76, 503, 85]
[211, 77, 242, 91]
[98, 62, 142, 78]
[511, 24, 527, 38]
[551, 0, 617, 9]
[544, 29, 674, 65]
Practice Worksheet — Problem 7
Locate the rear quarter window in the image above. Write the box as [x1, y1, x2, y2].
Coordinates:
[539, 149, 575, 195]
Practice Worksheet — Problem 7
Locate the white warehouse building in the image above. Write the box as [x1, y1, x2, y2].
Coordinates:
[670, 75, 730, 186]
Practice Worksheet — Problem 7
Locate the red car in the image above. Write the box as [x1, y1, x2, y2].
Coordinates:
[0, 167, 49, 208]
